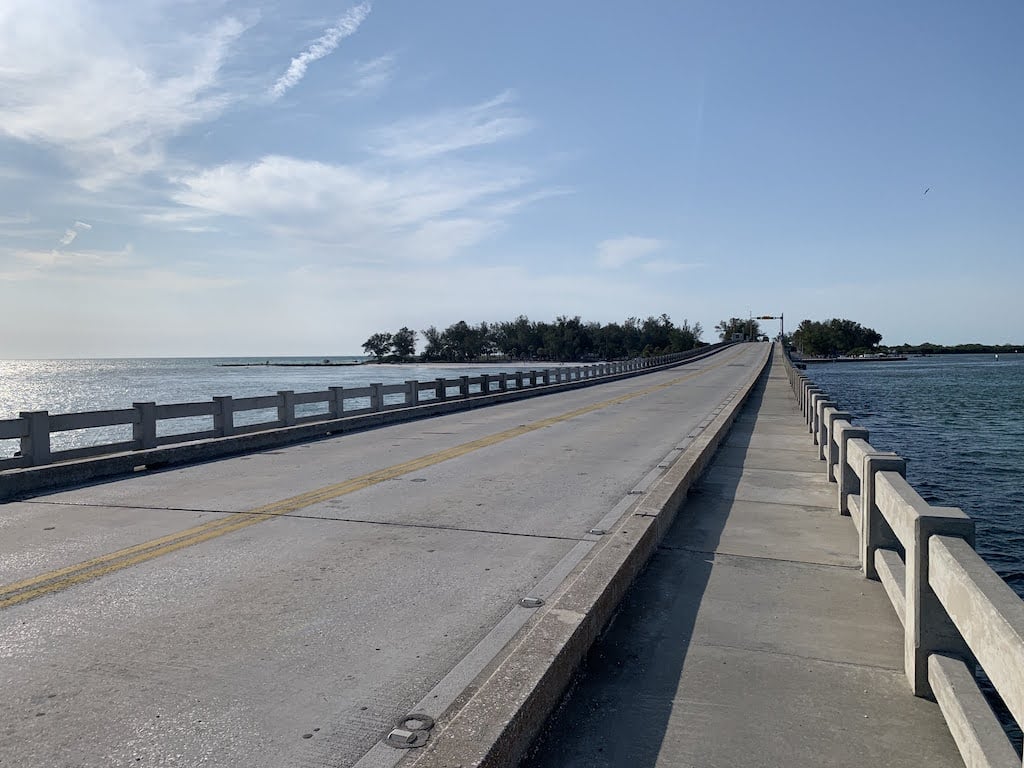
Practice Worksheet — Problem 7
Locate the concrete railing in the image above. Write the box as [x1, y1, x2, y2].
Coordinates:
[782, 351, 1024, 768]
[0, 344, 733, 499]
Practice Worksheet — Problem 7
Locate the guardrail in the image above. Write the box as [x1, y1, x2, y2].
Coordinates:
[782, 351, 1024, 768]
[1, 345, 732, 480]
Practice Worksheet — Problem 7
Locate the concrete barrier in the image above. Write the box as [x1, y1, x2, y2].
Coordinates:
[0, 344, 735, 500]
[780, 350, 1024, 768]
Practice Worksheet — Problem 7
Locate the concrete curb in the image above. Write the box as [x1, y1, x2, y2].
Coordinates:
[406, 345, 773, 768]
[0, 345, 733, 501]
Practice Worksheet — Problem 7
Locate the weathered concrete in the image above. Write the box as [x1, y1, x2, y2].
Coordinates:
[0, 344, 768, 768]
[525, 346, 964, 768]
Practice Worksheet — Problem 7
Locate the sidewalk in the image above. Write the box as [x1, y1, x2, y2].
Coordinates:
[525, 347, 963, 767]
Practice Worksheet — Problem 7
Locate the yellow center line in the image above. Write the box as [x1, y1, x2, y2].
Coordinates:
[0, 349, 748, 609]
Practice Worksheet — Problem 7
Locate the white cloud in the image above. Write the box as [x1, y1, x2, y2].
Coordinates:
[57, 220, 93, 246]
[0, 2, 247, 187]
[370, 91, 532, 160]
[171, 153, 532, 261]
[596, 236, 665, 269]
[270, 3, 372, 100]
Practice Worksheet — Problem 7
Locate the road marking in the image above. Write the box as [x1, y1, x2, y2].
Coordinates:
[0, 349, 750, 609]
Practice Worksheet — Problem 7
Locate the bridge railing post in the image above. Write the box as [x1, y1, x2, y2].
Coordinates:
[329, 386, 345, 418]
[499, 373, 508, 392]
[459, 376, 470, 397]
[370, 383, 384, 411]
[19, 410, 51, 466]
[133, 402, 157, 450]
[435, 378, 447, 401]
[480, 374, 491, 395]
[904, 504, 975, 696]
[406, 380, 420, 406]
[213, 396, 234, 437]
[529, 371, 538, 387]
[835, 424, 868, 514]
[278, 391, 296, 427]
[542, 370, 551, 385]
[815, 399, 836, 452]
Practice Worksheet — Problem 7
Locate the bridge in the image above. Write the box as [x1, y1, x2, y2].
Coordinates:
[1, 343, 1021, 767]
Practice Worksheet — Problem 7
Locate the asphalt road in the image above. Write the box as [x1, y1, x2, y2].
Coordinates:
[0, 343, 768, 768]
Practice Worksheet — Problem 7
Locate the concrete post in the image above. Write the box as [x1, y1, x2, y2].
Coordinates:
[406, 380, 420, 406]
[809, 392, 827, 439]
[498, 373, 508, 392]
[459, 376, 470, 397]
[823, 408, 851, 476]
[815, 399, 837, 451]
[542, 370, 551, 385]
[481, 374, 492, 395]
[278, 391, 296, 427]
[370, 383, 384, 411]
[803, 384, 821, 419]
[529, 371, 538, 387]
[905, 505, 975, 697]
[861, 459, 905, 579]
[133, 402, 157, 450]
[435, 378, 447, 401]
[835, 424, 869, 514]
[213, 397, 234, 437]
[329, 386, 345, 418]
[19, 411, 51, 466]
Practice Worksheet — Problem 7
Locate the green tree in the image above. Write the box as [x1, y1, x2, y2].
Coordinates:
[361, 332, 393, 360]
[715, 317, 760, 341]
[392, 327, 417, 360]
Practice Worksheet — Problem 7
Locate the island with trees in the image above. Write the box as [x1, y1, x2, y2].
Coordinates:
[361, 315, 708, 363]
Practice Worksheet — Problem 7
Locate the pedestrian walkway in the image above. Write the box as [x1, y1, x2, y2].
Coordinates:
[525, 348, 964, 767]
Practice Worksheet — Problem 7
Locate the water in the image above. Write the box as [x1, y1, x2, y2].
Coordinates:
[0, 357, 558, 456]
[806, 353, 1024, 596]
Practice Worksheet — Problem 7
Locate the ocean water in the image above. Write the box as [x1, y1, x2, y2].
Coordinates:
[806, 354, 1024, 596]
[0, 357, 558, 456]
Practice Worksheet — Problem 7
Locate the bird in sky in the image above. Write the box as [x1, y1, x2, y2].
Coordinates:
[923, 187, 930, 196]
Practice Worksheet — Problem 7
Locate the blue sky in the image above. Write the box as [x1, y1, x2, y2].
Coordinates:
[1, 0, 1021, 356]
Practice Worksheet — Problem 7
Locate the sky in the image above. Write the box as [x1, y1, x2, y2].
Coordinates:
[1, 0, 1022, 357]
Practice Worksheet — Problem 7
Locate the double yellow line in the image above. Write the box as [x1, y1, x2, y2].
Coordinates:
[0, 350, 746, 610]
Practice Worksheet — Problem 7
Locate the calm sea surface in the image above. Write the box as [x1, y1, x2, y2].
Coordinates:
[807, 354, 1024, 597]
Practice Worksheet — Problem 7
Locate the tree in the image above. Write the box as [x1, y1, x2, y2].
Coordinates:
[362, 332, 393, 360]
[791, 318, 883, 356]
[421, 326, 444, 361]
[392, 327, 417, 360]
[716, 317, 760, 341]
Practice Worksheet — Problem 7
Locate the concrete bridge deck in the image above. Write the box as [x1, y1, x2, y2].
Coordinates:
[0, 343, 768, 768]
[524, 347, 965, 767]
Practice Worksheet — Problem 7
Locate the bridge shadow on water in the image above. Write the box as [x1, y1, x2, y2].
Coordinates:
[522, 371, 770, 767]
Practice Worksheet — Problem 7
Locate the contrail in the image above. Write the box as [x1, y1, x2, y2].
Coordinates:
[270, 3, 372, 100]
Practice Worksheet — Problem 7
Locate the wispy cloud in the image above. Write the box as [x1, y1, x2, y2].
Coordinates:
[370, 91, 532, 160]
[597, 236, 665, 269]
[171, 152, 531, 262]
[270, 3, 373, 100]
[350, 54, 396, 94]
[57, 220, 93, 246]
[0, 4, 247, 188]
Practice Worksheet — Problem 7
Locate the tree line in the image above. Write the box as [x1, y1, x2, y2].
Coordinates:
[362, 315, 707, 362]
[790, 318, 883, 357]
